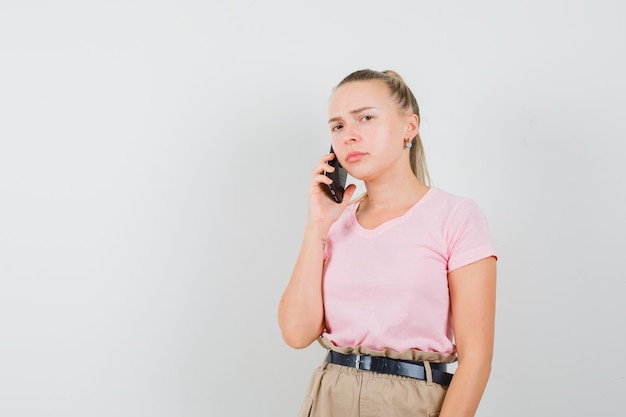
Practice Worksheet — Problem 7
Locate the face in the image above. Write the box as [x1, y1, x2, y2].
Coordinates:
[327, 80, 418, 182]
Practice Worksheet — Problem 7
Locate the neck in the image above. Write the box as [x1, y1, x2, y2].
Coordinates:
[362, 169, 429, 211]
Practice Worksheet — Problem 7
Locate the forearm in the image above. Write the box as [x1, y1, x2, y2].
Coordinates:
[439, 355, 492, 417]
[278, 223, 327, 348]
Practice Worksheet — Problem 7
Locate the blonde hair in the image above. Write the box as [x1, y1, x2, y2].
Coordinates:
[334, 69, 431, 186]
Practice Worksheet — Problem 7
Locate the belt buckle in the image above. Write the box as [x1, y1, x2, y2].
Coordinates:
[355, 354, 361, 370]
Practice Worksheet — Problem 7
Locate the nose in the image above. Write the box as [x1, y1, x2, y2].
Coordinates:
[342, 123, 360, 144]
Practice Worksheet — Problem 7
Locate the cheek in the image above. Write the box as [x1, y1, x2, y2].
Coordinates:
[379, 127, 401, 147]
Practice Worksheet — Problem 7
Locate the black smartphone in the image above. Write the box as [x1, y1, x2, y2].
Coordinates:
[323, 146, 347, 203]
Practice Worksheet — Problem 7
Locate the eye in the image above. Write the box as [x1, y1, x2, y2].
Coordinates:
[361, 115, 373, 122]
[331, 124, 343, 132]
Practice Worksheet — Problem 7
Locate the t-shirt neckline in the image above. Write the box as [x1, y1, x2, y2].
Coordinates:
[351, 187, 436, 235]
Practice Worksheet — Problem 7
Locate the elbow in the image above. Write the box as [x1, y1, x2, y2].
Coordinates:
[282, 334, 315, 349]
[277, 306, 323, 349]
[279, 323, 320, 349]
[457, 351, 493, 376]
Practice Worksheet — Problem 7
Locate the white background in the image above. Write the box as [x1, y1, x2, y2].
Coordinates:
[1, 1, 625, 416]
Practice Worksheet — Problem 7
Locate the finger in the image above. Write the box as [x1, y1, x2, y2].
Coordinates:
[318, 152, 334, 163]
[313, 173, 333, 186]
[320, 162, 335, 174]
[321, 153, 336, 171]
[313, 157, 335, 174]
[321, 153, 335, 170]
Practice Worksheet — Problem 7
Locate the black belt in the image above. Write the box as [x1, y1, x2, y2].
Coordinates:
[326, 351, 453, 386]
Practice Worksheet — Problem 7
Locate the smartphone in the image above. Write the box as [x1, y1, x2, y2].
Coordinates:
[323, 146, 347, 203]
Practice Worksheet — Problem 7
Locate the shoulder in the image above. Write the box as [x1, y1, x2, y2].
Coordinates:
[425, 187, 491, 231]
[424, 187, 480, 215]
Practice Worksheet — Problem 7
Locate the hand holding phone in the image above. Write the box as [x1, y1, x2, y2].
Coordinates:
[322, 146, 347, 203]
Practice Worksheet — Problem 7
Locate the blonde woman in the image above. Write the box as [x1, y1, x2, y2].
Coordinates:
[278, 69, 497, 417]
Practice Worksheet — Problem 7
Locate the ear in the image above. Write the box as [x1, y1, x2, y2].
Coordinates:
[405, 113, 419, 138]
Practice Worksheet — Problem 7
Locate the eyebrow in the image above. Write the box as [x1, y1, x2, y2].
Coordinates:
[328, 106, 376, 125]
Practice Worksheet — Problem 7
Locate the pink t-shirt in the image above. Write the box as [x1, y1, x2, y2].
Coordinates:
[322, 187, 496, 355]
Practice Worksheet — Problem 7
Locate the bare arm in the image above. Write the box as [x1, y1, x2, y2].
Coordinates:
[277, 223, 327, 349]
[278, 154, 356, 349]
[439, 256, 497, 417]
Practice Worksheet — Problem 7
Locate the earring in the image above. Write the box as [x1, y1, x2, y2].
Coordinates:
[404, 138, 413, 149]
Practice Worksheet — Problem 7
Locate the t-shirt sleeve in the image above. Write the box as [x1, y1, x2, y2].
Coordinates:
[445, 199, 497, 272]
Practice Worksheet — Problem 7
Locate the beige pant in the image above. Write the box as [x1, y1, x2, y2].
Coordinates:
[298, 338, 456, 417]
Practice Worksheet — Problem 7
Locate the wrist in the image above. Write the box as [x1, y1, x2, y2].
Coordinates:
[303, 222, 329, 244]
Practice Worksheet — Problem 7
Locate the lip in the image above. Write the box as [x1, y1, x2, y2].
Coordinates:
[345, 151, 367, 163]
